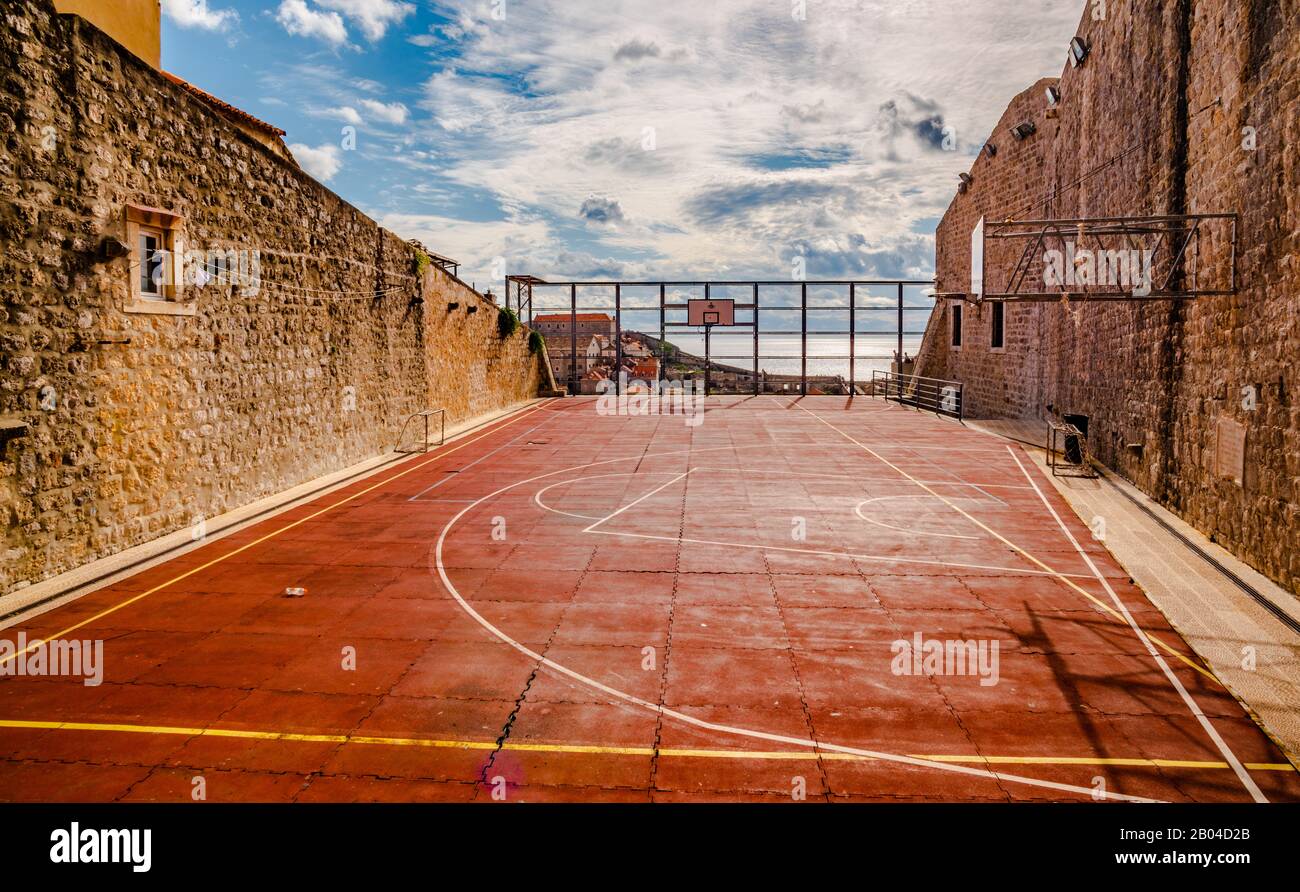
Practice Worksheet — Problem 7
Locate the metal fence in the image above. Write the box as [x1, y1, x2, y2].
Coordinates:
[505, 278, 936, 396]
[871, 371, 964, 420]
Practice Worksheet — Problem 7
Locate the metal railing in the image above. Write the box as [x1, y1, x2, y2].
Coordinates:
[505, 277, 935, 396]
[871, 371, 963, 420]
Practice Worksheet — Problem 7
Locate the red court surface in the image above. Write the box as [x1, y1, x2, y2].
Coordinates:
[1, 396, 1296, 803]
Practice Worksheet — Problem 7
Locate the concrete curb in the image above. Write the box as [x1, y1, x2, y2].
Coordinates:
[0, 398, 548, 631]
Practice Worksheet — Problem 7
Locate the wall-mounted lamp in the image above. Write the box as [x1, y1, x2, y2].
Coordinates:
[983, 143, 997, 157]
[957, 172, 973, 193]
[1045, 85, 1061, 107]
[96, 237, 130, 263]
[1009, 121, 1037, 141]
[1068, 36, 1089, 68]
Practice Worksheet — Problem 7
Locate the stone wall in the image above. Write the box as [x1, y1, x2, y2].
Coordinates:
[0, 1, 547, 593]
[916, 0, 1300, 594]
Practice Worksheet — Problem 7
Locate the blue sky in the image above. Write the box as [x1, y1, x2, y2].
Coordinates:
[161, 0, 1083, 289]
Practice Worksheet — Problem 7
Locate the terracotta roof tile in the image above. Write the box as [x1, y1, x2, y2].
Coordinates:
[534, 313, 613, 323]
[162, 71, 287, 137]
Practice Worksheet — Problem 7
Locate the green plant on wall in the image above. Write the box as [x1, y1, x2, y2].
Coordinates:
[497, 306, 519, 339]
[528, 329, 544, 354]
[414, 250, 430, 276]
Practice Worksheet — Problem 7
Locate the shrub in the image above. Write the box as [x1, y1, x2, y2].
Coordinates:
[528, 329, 544, 354]
[497, 305, 519, 338]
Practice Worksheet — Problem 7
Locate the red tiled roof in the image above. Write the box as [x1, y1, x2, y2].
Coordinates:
[534, 313, 613, 323]
[162, 71, 287, 137]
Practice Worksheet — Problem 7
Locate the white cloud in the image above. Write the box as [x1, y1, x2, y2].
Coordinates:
[326, 105, 364, 125]
[371, 0, 1084, 284]
[359, 99, 409, 125]
[275, 0, 348, 46]
[377, 212, 554, 282]
[317, 0, 416, 42]
[161, 0, 238, 30]
[289, 142, 343, 181]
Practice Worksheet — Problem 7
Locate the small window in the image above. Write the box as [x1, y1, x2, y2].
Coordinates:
[124, 204, 191, 314]
[991, 301, 1005, 349]
[138, 229, 165, 298]
[951, 303, 963, 348]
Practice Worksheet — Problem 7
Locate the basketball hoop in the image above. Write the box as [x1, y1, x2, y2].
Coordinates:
[687, 298, 736, 327]
[686, 298, 735, 396]
[968, 213, 1237, 302]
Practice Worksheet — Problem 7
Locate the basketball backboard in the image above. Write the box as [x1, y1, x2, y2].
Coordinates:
[970, 216, 984, 298]
[687, 298, 735, 326]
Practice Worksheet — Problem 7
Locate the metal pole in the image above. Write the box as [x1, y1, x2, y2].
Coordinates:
[801, 281, 807, 396]
[704, 324, 711, 397]
[848, 282, 855, 395]
[703, 282, 710, 396]
[896, 282, 904, 372]
[615, 283, 622, 397]
[752, 282, 759, 395]
[659, 283, 666, 383]
[570, 283, 578, 395]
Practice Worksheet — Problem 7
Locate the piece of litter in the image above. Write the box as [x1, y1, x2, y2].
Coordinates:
[283, 587, 306, 597]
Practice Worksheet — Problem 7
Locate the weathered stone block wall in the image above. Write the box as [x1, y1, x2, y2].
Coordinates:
[0, 1, 546, 593]
[423, 271, 545, 421]
[917, 0, 1300, 594]
[912, 78, 1060, 418]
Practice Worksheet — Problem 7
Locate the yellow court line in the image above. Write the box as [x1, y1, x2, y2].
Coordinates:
[0, 718, 1292, 772]
[0, 401, 556, 667]
[791, 403, 1217, 683]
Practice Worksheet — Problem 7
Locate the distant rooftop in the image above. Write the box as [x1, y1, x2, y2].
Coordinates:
[535, 312, 613, 323]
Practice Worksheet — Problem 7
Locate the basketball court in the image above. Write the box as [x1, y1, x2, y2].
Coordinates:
[0, 396, 1295, 802]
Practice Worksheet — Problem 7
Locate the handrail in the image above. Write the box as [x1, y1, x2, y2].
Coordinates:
[871, 370, 963, 420]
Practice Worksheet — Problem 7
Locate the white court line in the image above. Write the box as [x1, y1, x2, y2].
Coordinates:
[690, 465, 1034, 491]
[533, 472, 684, 522]
[534, 468, 1093, 579]
[407, 414, 559, 502]
[583, 527, 1087, 578]
[791, 403, 1221, 684]
[582, 469, 694, 533]
[1005, 446, 1267, 803]
[434, 443, 1161, 802]
[854, 496, 983, 541]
